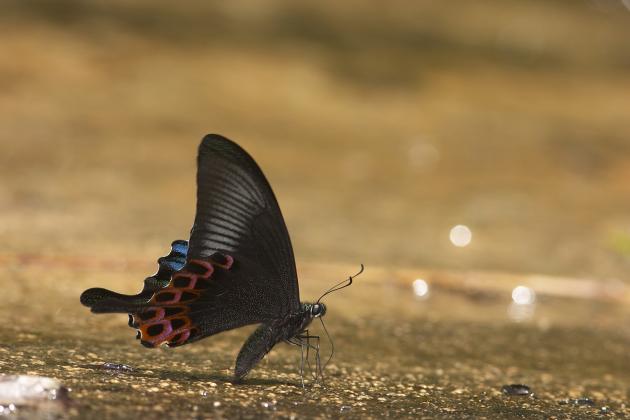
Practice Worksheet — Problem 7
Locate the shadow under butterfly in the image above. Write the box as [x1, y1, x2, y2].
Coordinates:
[80, 134, 362, 384]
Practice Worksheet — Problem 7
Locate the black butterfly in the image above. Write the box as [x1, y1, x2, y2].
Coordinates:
[80, 134, 360, 382]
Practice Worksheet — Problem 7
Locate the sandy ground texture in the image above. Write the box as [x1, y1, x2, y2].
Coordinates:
[1, 258, 630, 418]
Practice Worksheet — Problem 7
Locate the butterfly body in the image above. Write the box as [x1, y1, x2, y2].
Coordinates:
[80, 134, 323, 380]
[235, 302, 325, 380]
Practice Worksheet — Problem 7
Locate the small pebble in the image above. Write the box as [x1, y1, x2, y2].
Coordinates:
[340, 405, 352, 413]
[501, 384, 532, 396]
[574, 397, 595, 406]
[260, 401, 276, 409]
[559, 397, 595, 406]
[101, 363, 134, 372]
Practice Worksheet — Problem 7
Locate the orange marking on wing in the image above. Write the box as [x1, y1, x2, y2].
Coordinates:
[134, 256, 233, 347]
[138, 316, 194, 346]
[168, 330, 191, 346]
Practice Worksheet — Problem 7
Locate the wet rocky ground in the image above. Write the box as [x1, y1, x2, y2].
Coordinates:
[1, 260, 629, 419]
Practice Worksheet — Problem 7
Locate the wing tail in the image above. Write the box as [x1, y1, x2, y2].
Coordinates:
[80, 288, 147, 312]
[80, 240, 188, 312]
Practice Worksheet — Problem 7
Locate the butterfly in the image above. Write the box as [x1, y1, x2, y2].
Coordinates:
[80, 134, 361, 382]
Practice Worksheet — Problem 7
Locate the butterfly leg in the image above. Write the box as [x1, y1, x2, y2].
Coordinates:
[305, 334, 322, 382]
[296, 332, 323, 383]
[309, 336, 323, 384]
[314, 336, 323, 383]
[285, 337, 307, 387]
[304, 330, 311, 377]
[299, 339, 306, 389]
[298, 330, 314, 381]
[285, 338, 300, 346]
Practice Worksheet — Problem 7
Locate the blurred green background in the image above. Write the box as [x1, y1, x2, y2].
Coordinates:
[2, 0, 630, 281]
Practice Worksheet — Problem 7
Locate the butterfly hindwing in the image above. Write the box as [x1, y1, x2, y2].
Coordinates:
[133, 253, 238, 347]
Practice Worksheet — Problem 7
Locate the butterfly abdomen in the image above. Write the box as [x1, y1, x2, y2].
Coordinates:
[234, 307, 314, 380]
[234, 323, 276, 380]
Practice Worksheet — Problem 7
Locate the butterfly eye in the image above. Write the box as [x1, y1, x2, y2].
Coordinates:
[311, 303, 326, 318]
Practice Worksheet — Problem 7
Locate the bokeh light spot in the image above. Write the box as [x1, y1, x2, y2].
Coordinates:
[512, 285, 536, 305]
[449, 225, 472, 247]
[412, 278, 429, 297]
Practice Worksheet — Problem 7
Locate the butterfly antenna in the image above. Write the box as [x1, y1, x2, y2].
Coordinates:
[316, 264, 364, 304]
[319, 316, 334, 373]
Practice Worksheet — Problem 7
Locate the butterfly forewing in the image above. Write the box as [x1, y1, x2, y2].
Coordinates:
[187, 135, 300, 319]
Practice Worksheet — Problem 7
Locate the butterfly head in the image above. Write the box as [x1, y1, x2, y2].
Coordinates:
[310, 303, 327, 318]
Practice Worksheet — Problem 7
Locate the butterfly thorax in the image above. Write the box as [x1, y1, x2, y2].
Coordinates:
[280, 302, 327, 339]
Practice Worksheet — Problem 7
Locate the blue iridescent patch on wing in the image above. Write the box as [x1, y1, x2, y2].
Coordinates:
[170, 240, 189, 259]
[158, 240, 188, 273]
